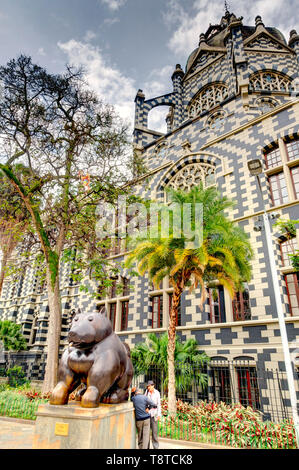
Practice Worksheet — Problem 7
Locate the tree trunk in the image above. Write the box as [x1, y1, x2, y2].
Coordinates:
[167, 285, 182, 416]
[0, 249, 9, 297]
[42, 267, 62, 394]
[0, 231, 18, 297]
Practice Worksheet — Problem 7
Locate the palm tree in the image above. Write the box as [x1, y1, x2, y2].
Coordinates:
[131, 332, 210, 396]
[125, 185, 253, 415]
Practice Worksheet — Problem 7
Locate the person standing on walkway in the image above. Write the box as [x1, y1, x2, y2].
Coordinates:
[131, 387, 157, 449]
[145, 380, 161, 449]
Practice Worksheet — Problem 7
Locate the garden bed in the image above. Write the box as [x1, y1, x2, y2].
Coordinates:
[159, 399, 298, 449]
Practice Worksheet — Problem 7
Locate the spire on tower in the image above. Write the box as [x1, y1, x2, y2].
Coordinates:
[224, 0, 230, 15]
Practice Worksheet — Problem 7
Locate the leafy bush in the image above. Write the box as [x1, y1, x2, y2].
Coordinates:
[289, 250, 299, 271]
[7, 366, 28, 387]
[0, 383, 9, 392]
[159, 399, 297, 449]
[0, 320, 27, 351]
[0, 367, 7, 377]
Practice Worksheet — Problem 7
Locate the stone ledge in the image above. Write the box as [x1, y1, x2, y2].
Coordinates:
[36, 401, 134, 421]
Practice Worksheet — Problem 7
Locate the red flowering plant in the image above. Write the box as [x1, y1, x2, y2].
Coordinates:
[17, 389, 51, 401]
[159, 399, 297, 449]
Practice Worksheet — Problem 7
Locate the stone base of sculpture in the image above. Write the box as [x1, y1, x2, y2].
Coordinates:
[33, 401, 136, 449]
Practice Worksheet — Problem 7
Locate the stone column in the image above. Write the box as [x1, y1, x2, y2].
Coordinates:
[171, 64, 184, 129]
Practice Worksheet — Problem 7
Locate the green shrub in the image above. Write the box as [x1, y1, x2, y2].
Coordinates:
[0, 320, 27, 351]
[159, 399, 297, 449]
[0, 390, 47, 420]
[0, 367, 7, 377]
[7, 366, 28, 387]
[0, 383, 9, 392]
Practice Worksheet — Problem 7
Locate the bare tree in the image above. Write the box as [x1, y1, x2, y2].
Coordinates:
[0, 56, 132, 393]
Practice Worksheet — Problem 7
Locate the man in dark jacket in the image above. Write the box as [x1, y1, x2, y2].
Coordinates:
[131, 387, 157, 449]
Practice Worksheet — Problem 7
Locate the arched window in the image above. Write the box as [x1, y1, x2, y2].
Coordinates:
[166, 162, 216, 193]
[207, 110, 226, 129]
[29, 312, 39, 346]
[249, 71, 292, 93]
[255, 96, 278, 114]
[188, 83, 229, 118]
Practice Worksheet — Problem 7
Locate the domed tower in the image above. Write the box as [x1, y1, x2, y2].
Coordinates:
[133, 10, 298, 148]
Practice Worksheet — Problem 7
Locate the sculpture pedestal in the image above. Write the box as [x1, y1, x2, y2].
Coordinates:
[33, 401, 136, 449]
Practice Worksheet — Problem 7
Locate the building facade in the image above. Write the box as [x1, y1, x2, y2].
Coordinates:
[1, 11, 299, 418]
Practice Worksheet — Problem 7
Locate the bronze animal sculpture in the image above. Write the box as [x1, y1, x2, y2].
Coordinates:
[50, 308, 134, 407]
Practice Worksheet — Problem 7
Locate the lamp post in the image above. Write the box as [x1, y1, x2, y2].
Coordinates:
[248, 159, 299, 444]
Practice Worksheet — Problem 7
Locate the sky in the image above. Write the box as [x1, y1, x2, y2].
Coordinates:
[0, 0, 298, 134]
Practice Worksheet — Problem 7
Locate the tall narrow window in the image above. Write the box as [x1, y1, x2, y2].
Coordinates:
[151, 281, 162, 291]
[151, 295, 163, 328]
[29, 315, 39, 346]
[286, 141, 299, 161]
[265, 147, 282, 169]
[280, 238, 298, 267]
[169, 293, 181, 326]
[122, 277, 130, 297]
[265, 138, 299, 206]
[236, 366, 261, 410]
[109, 303, 117, 331]
[208, 286, 226, 323]
[290, 166, 299, 199]
[285, 273, 299, 316]
[110, 278, 117, 298]
[269, 172, 288, 206]
[120, 301, 129, 331]
[232, 287, 251, 321]
[211, 367, 232, 403]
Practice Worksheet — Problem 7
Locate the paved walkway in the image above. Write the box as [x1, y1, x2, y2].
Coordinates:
[0, 417, 228, 449]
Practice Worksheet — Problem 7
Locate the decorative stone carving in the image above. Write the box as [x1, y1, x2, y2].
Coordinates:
[189, 52, 220, 75]
[166, 162, 216, 193]
[246, 35, 283, 50]
[188, 83, 229, 118]
[249, 71, 291, 92]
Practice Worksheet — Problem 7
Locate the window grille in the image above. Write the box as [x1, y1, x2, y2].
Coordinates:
[232, 288, 251, 321]
[188, 83, 228, 118]
[151, 295, 163, 328]
[236, 366, 261, 410]
[208, 286, 226, 323]
[249, 71, 291, 92]
[286, 141, 299, 161]
[109, 303, 116, 331]
[269, 172, 288, 205]
[285, 272, 299, 316]
[120, 300, 129, 331]
[166, 162, 216, 193]
[280, 238, 298, 267]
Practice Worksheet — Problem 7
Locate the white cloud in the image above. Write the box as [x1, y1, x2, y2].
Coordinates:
[57, 39, 136, 130]
[37, 47, 46, 56]
[100, 0, 127, 11]
[144, 65, 173, 98]
[103, 17, 120, 27]
[58, 39, 174, 134]
[164, 0, 297, 57]
[83, 30, 97, 42]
